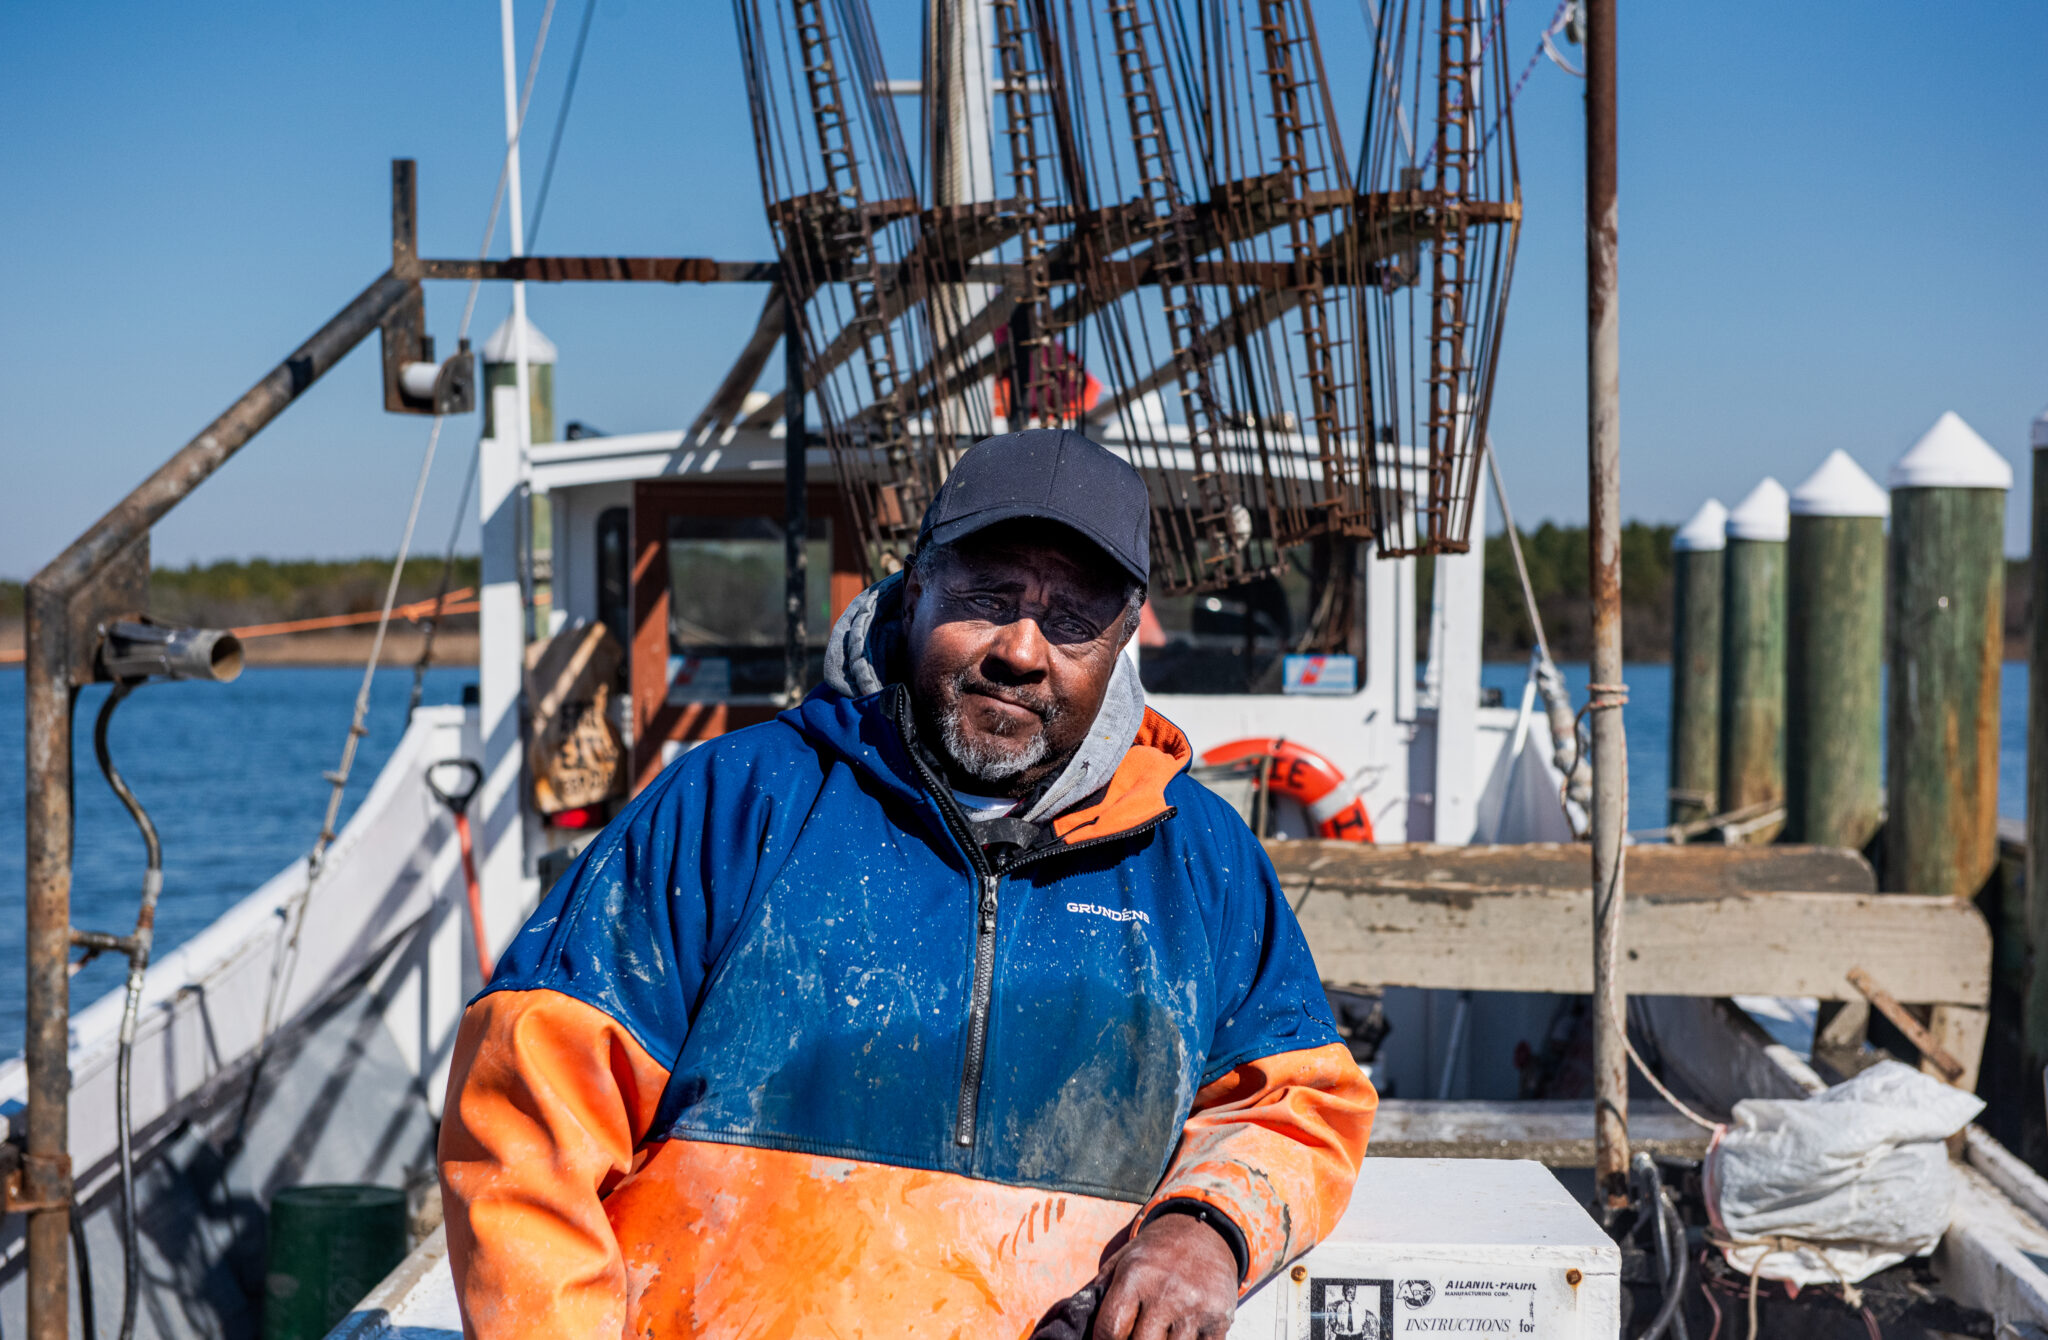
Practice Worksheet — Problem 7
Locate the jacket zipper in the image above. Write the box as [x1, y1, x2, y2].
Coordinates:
[888, 700, 1002, 1150]
[956, 870, 1000, 1147]
[942, 814, 1177, 1149]
[887, 687, 1178, 1151]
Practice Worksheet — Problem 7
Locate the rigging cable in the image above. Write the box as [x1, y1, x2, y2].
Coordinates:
[415, 0, 597, 713]
[231, 0, 561, 1152]
[527, 0, 598, 244]
[1483, 433, 1586, 814]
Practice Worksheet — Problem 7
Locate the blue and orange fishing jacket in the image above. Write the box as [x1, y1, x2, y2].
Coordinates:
[439, 681, 1376, 1338]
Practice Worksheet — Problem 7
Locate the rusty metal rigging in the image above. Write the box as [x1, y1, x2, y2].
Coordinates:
[728, 0, 1521, 588]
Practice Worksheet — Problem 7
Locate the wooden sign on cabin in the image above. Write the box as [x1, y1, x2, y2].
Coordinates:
[527, 620, 626, 813]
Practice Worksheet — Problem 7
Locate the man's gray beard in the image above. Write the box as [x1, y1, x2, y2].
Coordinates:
[938, 706, 1050, 783]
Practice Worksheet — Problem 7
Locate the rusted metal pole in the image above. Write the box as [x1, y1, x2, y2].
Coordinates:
[21, 268, 414, 1339]
[785, 284, 809, 703]
[1581, 0, 1629, 1211]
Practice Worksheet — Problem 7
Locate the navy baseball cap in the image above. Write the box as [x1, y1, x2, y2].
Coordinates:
[916, 429, 1150, 586]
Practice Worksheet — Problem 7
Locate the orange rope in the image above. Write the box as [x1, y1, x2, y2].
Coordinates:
[227, 588, 477, 638]
[0, 588, 479, 666]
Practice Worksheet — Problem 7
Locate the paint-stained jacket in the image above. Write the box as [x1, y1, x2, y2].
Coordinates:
[439, 678, 1376, 1338]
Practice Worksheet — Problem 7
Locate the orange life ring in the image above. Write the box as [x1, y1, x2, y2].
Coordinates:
[1199, 737, 1375, 842]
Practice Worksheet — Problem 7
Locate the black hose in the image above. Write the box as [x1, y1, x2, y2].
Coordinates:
[1656, 1192, 1691, 1340]
[95, 681, 161, 1340]
[1632, 1152, 1689, 1340]
[70, 1199, 97, 1339]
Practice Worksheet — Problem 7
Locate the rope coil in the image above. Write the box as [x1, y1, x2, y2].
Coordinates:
[1586, 680, 1630, 709]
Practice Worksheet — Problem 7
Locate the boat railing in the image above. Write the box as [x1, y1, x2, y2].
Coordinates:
[14, 158, 786, 1338]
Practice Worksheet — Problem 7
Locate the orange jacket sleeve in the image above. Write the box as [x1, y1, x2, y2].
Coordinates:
[437, 989, 672, 1339]
[1143, 1041, 1377, 1287]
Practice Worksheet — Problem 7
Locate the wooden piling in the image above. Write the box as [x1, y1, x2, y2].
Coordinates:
[1886, 412, 2012, 896]
[1786, 451, 1889, 849]
[1719, 479, 1789, 836]
[482, 313, 558, 443]
[1669, 500, 1726, 828]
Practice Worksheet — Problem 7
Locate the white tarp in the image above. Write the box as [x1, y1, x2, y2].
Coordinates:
[1707, 1060, 1985, 1287]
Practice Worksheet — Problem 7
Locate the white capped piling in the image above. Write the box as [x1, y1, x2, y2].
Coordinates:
[1786, 452, 1889, 848]
[1887, 412, 2012, 895]
[482, 313, 559, 443]
[1720, 478, 1789, 834]
[1669, 500, 1727, 828]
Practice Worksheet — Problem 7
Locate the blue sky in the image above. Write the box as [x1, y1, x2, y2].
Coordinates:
[3, 0, 2045, 580]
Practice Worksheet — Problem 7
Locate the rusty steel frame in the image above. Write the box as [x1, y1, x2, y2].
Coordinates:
[16, 159, 789, 1340]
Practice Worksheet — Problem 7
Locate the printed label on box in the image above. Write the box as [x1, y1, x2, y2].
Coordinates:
[1300, 1269, 1558, 1337]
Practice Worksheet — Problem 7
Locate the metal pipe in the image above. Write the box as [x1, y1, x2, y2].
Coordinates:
[785, 284, 810, 702]
[1581, 0, 1629, 1211]
[21, 266, 414, 1340]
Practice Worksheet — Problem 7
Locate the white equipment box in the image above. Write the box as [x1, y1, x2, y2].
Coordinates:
[1231, 1159, 1622, 1339]
[330, 1159, 1620, 1339]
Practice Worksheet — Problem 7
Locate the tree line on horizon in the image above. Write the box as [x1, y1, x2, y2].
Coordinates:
[0, 539, 2028, 664]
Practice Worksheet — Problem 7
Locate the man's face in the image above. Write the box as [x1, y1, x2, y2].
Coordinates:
[903, 523, 1135, 797]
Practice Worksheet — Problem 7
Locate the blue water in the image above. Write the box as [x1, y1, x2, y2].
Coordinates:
[0, 667, 474, 1058]
[0, 661, 2031, 1057]
[1480, 661, 2031, 833]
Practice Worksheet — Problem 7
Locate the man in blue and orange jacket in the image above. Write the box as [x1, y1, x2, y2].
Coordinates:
[439, 429, 1377, 1337]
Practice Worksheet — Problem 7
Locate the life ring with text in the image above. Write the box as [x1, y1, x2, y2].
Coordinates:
[1199, 737, 1374, 842]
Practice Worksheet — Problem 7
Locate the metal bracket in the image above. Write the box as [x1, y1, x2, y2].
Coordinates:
[0, 1141, 71, 1216]
[70, 532, 149, 687]
[380, 160, 475, 416]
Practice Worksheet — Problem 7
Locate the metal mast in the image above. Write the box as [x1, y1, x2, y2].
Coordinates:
[1583, 0, 1630, 1210]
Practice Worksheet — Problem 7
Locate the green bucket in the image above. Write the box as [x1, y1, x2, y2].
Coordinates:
[264, 1184, 407, 1340]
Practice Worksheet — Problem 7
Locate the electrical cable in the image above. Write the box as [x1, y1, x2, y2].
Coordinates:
[93, 680, 159, 1340]
[69, 1200, 96, 1340]
[407, 445, 482, 723]
[1633, 1153, 1690, 1340]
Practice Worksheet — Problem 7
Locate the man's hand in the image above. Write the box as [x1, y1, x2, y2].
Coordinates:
[1031, 1212, 1239, 1340]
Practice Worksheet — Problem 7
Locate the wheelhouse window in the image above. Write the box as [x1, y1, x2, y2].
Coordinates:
[664, 515, 831, 700]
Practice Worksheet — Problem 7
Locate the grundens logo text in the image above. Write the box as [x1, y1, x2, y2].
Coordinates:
[1066, 902, 1151, 925]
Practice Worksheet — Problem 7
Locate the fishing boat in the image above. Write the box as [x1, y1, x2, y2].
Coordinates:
[6, 0, 2043, 1336]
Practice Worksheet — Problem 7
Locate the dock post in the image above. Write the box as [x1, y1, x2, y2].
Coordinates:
[1786, 452, 1889, 848]
[1668, 500, 1726, 829]
[1887, 412, 2012, 896]
[1580, 0, 1629, 1211]
[1719, 478, 1788, 837]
